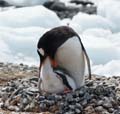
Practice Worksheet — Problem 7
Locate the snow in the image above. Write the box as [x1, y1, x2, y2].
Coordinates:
[97, 0, 120, 32]
[71, 12, 116, 32]
[0, 6, 60, 28]
[0, 27, 48, 65]
[4, 0, 49, 6]
[92, 60, 120, 76]
[83, 28, 112, 38]
[0, 1, 120, 76]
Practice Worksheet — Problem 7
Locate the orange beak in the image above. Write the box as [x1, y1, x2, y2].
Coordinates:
[50, 59, 58, 68]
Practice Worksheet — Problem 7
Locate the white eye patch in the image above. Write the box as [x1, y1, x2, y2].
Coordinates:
[38, 48, 45, 56]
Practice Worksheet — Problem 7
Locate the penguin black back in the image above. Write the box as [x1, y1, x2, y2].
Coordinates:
[37, 26, 91, 80]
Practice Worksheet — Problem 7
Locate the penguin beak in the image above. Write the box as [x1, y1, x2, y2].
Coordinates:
[50, 58, 58, 68]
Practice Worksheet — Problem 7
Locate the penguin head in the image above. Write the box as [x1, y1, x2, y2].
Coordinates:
[37, 26, 77, 69]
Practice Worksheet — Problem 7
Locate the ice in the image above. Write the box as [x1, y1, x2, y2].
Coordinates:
[83, 28, 112, 38]
[81, 33, 120, 65]
[96, 0, 120, 32]
[4, 0, 49, 6]
[92, 60, 120, 76]
[0, 6, 60, 28]
[0, 27, 48, 65]
[71, 12, 116, 32]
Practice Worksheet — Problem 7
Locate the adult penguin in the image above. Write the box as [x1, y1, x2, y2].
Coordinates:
[37, 26, 91, 88]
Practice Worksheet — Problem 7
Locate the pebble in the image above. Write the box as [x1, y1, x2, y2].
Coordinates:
[95, 106, 106, 112]
[0, 63, 120, 114]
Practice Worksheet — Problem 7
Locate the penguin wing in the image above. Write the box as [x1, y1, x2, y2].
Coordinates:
[76, 34, 91, 80]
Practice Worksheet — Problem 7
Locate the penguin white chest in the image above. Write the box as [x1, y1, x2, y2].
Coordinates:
[55, 36, 85, 88]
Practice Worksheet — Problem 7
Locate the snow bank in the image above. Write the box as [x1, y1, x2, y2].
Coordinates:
[92, 60, 120, 76]
[71, 12, 115, 32]
[83, 28, 112, 38]
[4, 0, 49, 6]
[81, 33, 120, 65]
[0, 27, 48, 65]
[96, 0, 120, 32]
[0, 6, 60, 28]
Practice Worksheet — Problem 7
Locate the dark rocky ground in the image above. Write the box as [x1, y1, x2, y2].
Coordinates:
[0, 63, 120, 114]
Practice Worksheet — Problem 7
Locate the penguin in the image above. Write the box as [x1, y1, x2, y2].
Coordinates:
[37, 26, 91, 89]
[39, 56, 76, 93]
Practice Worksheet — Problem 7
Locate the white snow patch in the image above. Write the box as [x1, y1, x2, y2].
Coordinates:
[92, 60, 120, 76]
[83, 28, 112, 38]
[4, 0, 49, 6]
[97, 0, 120, 32]
[81, 33, 120, 64]
[0, 6, 60, 28]
[0, 27, 48, 65]
[71, 12, 116, 32]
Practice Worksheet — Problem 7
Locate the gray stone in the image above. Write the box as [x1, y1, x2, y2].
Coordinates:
[97, 100, 104, 106]
[81, 99, 87, 107]
[22, 98, 29, 105]
[8, 105, 19, 111]
[103, 102, 112, 109]
[108, 108, 114, 113]
[69, 105, 75, 110]
[95, 106, 104, 112]
[75, 108, 81, 113]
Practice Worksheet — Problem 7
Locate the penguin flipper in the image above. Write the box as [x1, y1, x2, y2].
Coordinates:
[76, 35, 91, 80]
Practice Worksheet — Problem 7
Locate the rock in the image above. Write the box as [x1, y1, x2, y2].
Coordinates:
[97, 100, 104, 106]
[0, 0, 10, 7]
[75, 103, 83, 110]
[81, 99, 87, 107]
[8, 105, 19, 111]
[0, 63, 120, 113]
[108, 108, 114, 113]
[50, 2, 66, 11]
[103, 102, 112, 109]
[95, 106, 104, 112]
[75, 108, 81, 113]
[44, 0, 96, 19]
[84, 106, 96, 114]
[114, 109, 120, 114]
[69, 105, 75, 110]
[0, 102, 4, 108]
[70, 0, 94, 6]
[0, 62, 4, 67]
[86, 80, 94, 86]
[102, 111, 110, 114]
[40, 103, 47, 111]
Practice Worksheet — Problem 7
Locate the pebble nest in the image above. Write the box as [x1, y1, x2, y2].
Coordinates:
[0, 63, 120, 114]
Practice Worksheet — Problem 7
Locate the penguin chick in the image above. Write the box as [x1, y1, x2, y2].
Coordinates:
[39, 57, 76, 93]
